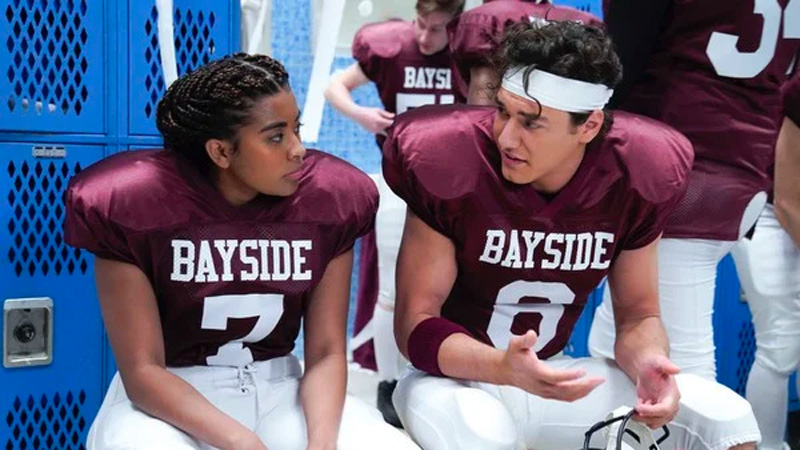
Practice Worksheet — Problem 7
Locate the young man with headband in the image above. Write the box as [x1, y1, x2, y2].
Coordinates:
[383, 21, 760, 450]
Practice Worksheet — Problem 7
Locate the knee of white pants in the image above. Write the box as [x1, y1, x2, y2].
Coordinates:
[394, 370, 518, 450]
[674, 374, 761, 450]
[88, 374, 202, 450]
[338, 396, 420, 450]
[88, 402, 201, 450]
[755, 345, 800, 376]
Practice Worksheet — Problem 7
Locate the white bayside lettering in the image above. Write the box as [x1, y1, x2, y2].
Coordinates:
[170, 239, 313, 282]
[479, 230, 615, 271]
[403, 66, 452, 90]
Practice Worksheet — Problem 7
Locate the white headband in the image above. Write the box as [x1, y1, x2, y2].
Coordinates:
[501, 67, 614, 113]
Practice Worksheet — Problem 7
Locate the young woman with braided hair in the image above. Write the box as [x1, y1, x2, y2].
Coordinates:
[64, 53, 418, 450]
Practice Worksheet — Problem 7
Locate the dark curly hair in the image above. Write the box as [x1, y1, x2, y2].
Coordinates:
[156, 53, 290, 172]
[416, 0, 465, 17]
[492, 20, 622, 137]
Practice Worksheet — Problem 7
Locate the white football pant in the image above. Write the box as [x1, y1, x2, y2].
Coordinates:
[394, 357, 760, 450]
[87, 355, 419, 449]
[372, 173, 409, 381]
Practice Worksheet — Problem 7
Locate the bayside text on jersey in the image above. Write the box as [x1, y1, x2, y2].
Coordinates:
[382, 105, 692, 358]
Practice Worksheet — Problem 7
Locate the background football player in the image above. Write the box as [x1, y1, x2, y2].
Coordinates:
[65, 54, 418, 450]
[729, 72, 800, 450]
[385, 21, 760, 450]
[448, 0, 602, 105]
[324, 0, 465, 427]
[588, 0, 800, 382]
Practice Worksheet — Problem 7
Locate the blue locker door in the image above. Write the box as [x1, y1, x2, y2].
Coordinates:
[0, 142, 105, 449]
[713, 255, 755, 396]
[128, 0, 237, 136]
[0, 0, 105, 134]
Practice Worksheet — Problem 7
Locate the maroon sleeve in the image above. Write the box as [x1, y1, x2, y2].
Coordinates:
[352, 25, 379, 81]
[783, 73, 800, 127]
[64, 179, 136, 264]
[615, 116, 694, 250]
[382, 108, 482, 237]
[352, 21, 405, 83]
[621, 191, 685, 250]
[312, 154, 379, 257]
[332, 182, 377, 257]
[382, 126, 451, 236]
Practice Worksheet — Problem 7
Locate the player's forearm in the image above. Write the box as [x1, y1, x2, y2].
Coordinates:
[437, 332, 509, 385]
[775, 196, 800, 248]
[123, 364, 254, 449]
[774, 117, 800, 247]
[300, 351, 347, 449]
[396, 308, 507, 384]
[324, 79, 364, 121]
[613, 315, 669, 380]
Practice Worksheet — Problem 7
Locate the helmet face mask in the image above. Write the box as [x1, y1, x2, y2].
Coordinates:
[582, 407, 671, 450]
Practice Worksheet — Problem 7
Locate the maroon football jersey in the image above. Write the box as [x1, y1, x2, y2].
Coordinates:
[784, 73, 800, 126]
[382, 105, 692, 358]
[353, 20, 461, 115]
[65, 150, 377, 367]
[448, 1, 602, 100]
[614, 0, 800, 240]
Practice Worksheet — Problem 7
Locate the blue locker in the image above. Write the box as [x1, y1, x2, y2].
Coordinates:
[713, 255, 752, 395]
[0, 142, 105, 449]
[564, 282, 604, 358]
[0, 0, 105, 134]
[128, 0, 238, 136]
